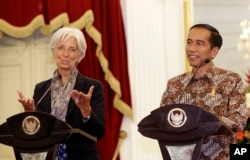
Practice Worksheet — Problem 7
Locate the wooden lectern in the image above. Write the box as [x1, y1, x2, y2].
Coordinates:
[0, 111, 96, 160]
[138, 104, 233, 160]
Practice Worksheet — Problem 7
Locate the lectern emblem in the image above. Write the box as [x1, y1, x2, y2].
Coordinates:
[167, 108, 187, 128]
[22, 116, 40, 135]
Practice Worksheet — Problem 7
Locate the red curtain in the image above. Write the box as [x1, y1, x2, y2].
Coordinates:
[0, 0, 132, 160]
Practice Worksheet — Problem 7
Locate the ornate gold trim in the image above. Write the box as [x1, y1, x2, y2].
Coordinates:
[40, 13, 69, 35]
[0, 15, 45, 38]
[81, 11, 133, 120]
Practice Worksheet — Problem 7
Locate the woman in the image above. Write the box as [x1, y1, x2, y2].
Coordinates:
[17, 27, 105, 160]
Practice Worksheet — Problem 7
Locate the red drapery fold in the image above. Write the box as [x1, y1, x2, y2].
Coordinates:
[0, 0, 43, 26]
[0, 0, 131, 160]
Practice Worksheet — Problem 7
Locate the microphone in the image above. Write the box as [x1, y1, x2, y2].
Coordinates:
[36, 75, 61, 107]
[178, 58, 210, 103]
[191, 58, 210, 80]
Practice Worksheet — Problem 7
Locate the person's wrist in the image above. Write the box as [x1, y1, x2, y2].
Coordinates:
[80, 107, 91, 119]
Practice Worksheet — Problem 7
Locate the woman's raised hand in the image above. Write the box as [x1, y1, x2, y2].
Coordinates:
[17, 90, 35, 112]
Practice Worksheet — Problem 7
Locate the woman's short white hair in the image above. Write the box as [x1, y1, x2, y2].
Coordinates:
[50, 27, 87, 62]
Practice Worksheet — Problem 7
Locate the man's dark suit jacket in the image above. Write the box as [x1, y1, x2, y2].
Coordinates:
[33, 72, 105, 160]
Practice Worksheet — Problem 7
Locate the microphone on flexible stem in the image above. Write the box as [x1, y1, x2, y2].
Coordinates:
[191, 58, 210, 80]
[36, 75, 61, 107]
[178, 58, 210, 103]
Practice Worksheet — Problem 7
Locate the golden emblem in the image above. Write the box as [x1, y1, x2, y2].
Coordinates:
[167, 108, 187, 128]
[22, 116, 40, 135]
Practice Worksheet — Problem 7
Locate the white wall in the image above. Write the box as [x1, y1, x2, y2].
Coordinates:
[193, 0, 250, 84]
[0, 31, 56, 159]
[120, 0, 185, 159]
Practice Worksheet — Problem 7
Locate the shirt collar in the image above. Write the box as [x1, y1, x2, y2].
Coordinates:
[187, 62, 216, 83]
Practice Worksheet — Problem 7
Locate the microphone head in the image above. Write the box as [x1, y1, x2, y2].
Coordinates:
[204, 59, 210, 63]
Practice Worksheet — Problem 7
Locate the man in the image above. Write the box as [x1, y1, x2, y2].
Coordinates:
[160, 24, 247, 160]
